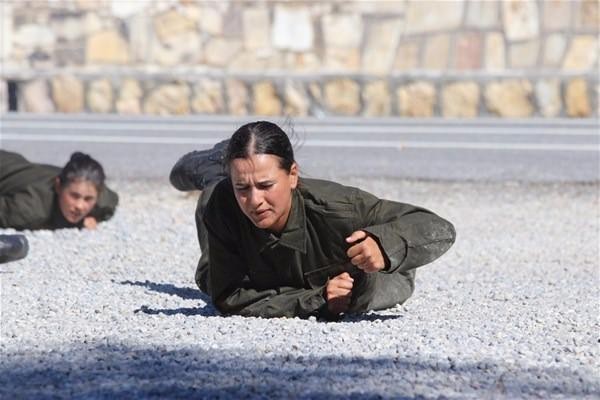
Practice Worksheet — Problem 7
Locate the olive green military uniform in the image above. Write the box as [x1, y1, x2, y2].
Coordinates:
[195, 177, 455, 319]
[0, 150, 118, 230]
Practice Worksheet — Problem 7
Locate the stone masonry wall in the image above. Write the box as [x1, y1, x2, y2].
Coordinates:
[0, 0, 598, 117]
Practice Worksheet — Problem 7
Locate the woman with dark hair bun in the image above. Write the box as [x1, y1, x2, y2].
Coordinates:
[170, 121, 455, 320]
[0, 150, 118, 231]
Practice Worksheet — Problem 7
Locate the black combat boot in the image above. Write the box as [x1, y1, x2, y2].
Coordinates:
[0, 234, 29, 264]
[169, 139, 229, 191]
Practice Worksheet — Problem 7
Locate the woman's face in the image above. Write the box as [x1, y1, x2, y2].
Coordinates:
[230, 154, 298, 233]
[55, 178, 99, 224]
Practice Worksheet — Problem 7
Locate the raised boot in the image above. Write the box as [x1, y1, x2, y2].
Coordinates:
[169, 139, 229, 191]
[0, 234, 29, 264]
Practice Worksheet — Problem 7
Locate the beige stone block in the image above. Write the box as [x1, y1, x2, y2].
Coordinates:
[324, 79, 360, 115]
[405, 0, 464, 34]
[362, 19, 402, 74]
[339, 1, 406, 14]
[509, 40, 540, 68]
[199, 5, 224, 35]
[86, 30, 129, 64]
[309, 83, 323, 103]
[322, 14, 363, 48]
[109, 0, 147, 17]
[127, 13, 151, 63]
[51, 75, 84, 113]
[13, 24, 56, 49]
[485, 32, 506, 70]
[423, 34, 450, 70]
[50, 15, 85, 41]
[227, 80, 249, 116]
[324, 47, 360, 71]
[394, 42, 420, 71]
[284, 81, 309, 117]
[83, 13, 108, 35]
[243, 8, 271, 50]
[229, 52, 268, 71]
[542, 0, 572, 31]
[397, 81, 436, 117]
[87, 79, 113, 113]
[484, 80, 534, 117]
[253, 81, 282, 116]
[205, 38, 243, 67]
[502, 0, 540, 41]
[284, 52, 321, 71]
[1, 2, 13, 61]
[21, 79, 55, 113]
[455, 33, 483, 70]
[150, 31, 202, 66]
[143, 83, 191, 115]
[562, 35, 599, 71]
[535, 79, 562, 117]
[74, 0, 106, 11]
[181, 4, 202, 23]
[264, 53, 285, 70]
[363, 80, 391, 117]
[272, 5, 314, 51]
[565, 78, 591, 117]
[574, 0, 600, 31]
[116, 79, 142, 115]
[542, 34, 567, 67]
[465, 0, 499, 28]
[154, 10, 196, 43]
[191, 79, 224, 114]
[442, 81, 480, 118]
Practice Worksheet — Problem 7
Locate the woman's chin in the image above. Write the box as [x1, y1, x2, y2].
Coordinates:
[253, 219, 273, 230]
[65, 214, 84, 224]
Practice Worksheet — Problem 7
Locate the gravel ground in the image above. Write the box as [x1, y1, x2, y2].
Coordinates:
[1, 178, 598, 399]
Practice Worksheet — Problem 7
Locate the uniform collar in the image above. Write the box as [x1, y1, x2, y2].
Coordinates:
[258, 189, 307, 254]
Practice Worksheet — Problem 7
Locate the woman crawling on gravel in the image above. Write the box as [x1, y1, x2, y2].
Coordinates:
[0, 150, 118, 231]
[170, 121, 455, 320]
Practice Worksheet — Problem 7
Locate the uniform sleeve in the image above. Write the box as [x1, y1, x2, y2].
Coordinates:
[89, 185, 119, 222]
[203, 202, 326, 319]
[353, 188, 456, 273]
[0, 188, 48, 230]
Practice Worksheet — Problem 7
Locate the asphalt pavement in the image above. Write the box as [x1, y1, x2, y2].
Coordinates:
[1, 113, 598, 182]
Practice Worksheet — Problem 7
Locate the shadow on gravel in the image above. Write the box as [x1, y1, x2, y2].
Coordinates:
[119, 280, 218, 317]
[0, 343, 597, 399]
[134, 304, 216, 317]
[119, 280, 204, 301]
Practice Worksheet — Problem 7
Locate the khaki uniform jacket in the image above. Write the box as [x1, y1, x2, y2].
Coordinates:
[0, 151, 118, 230]
[201, 177, 455, 319]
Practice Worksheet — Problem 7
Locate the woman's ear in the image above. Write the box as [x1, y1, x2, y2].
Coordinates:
[54, 177, 62, 193]
[289, 162, 299, 189]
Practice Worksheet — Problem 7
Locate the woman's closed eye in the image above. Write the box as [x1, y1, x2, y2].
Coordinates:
[256, 182, 274, 190]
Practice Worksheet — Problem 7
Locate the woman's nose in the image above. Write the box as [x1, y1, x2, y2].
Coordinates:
[75, 199, 86, 211]
[248, 189, 263, 206]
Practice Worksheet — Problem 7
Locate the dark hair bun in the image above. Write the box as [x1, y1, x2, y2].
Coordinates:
[70, 152, 91, 162]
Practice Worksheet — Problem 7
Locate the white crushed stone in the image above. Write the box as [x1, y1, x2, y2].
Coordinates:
[1, 178, 598, 399]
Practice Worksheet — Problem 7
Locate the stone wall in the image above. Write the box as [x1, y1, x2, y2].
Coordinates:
[1, 0, 598, 117]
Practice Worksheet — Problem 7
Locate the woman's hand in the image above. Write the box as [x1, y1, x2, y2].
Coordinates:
[346, 230, 385, 273]
[83, 216, 98, 230]
[325, 272, 354, 315]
